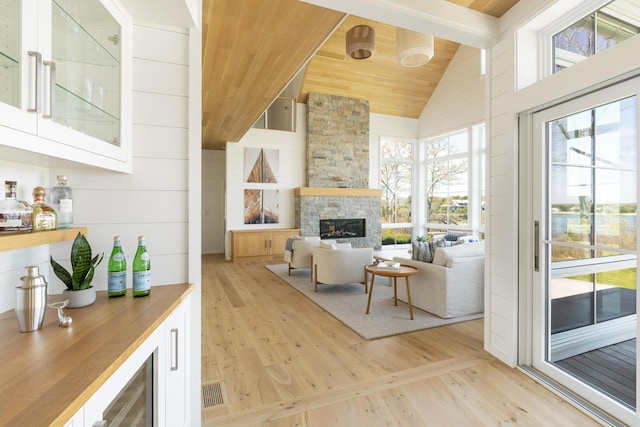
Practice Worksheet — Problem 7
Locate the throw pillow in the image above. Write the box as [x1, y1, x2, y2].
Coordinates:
[432, 238, 449, 249]
[432, 241, 485, 266]
[319, 241, 334, 249]
[411, 241, 433, 263]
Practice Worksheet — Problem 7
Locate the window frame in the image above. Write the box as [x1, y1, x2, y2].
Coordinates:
[536, 0, 640, 79]
[421, 124, 485, 238]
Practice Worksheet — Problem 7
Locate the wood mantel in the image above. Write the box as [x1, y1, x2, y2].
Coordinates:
[294, 187, 383, 197]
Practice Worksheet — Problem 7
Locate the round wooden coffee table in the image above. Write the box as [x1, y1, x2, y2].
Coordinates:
[365, 264, 418, 320]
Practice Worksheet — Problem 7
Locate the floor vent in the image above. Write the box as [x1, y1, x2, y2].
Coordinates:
[202, 380, 226, 409]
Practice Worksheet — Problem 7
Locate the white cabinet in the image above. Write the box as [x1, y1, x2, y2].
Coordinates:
[0, 0, 131, 173]
[164, 296, 191, 426]
[80, 294, 191, 426]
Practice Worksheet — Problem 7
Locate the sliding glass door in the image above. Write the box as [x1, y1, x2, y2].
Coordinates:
[529, 77, 639, 422]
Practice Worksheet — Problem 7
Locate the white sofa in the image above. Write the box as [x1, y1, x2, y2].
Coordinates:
[393, 241, 484, 319]
[312, 246, 373, 292]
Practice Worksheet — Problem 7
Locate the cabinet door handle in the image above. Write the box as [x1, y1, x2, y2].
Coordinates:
[170, 328, 179, 371]
[27, 51, 41, 113]
[534, 220, 540, 272]
[42, 60, 56, 119]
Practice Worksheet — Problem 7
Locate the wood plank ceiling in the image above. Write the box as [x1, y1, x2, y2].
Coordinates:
[202, 0, 519, 151]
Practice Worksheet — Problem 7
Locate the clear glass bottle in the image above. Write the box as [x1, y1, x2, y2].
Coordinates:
[51, 175, 73, 229]
[132, 236, 151, 297]
[108, 236, 127, 297]
[31, 187, 58, 231]
[0, 181, 33, 234]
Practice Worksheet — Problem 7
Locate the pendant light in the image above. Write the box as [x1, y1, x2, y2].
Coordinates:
[346, 24, 376, 60]
[396, 28, 434, 67]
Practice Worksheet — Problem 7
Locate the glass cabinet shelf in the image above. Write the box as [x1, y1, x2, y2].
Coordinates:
[52, 3, 120, 66]
[0, 51, 18, 68]
[54, 84, 120, 146]
[0, 0, 20, 108]
[51, 0, 121, 147]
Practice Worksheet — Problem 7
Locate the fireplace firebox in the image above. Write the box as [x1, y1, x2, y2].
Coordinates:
[319, 219, 366, 239]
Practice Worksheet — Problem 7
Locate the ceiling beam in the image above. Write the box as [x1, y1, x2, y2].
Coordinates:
[299, 0, 500, 49]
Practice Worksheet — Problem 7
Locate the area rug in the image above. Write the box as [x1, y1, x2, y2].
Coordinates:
[265, 263, 483, 340]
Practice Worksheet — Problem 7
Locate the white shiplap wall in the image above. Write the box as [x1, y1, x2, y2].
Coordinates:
[419, 45, 486, 137]
[202, 149, 225, 254]
[485, 34, 519, 366]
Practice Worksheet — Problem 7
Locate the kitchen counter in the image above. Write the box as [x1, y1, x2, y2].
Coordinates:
[0, 283, 193, 426]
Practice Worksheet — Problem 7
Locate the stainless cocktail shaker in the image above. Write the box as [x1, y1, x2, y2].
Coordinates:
[15, 266, 48, 332]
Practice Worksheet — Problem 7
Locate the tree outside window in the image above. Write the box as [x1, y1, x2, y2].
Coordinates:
[380, 138, 413, 245]
[553, 1, 639, 73]
[425, 131, 469, 231]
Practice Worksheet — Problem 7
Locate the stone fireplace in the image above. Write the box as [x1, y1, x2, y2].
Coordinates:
[294, 93, 382, 249]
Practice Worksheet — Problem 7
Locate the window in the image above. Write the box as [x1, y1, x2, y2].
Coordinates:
[553, 0, 640, 73]
[425, 130, 469, 232]
[380, 137, 413, 246]
[423, 125, 485, 237]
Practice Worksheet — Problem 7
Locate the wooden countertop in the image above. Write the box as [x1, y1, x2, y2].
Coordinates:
[0, 283, 193, 427]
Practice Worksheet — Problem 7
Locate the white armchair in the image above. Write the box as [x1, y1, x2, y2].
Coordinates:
[312, 246, 373, 292]
[288, 236, 321, 279]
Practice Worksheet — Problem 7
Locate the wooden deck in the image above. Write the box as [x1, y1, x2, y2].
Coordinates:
[556, 339, 636, 409]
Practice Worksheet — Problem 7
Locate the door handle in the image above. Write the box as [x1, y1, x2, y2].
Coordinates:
[42, 60, 56, 119]
[27, 51, 41, 112]
[534, 220, 540, 272]
[170, 328, 179, 371]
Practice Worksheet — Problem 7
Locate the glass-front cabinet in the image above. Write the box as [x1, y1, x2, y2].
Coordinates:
[0, 0, 131, 172]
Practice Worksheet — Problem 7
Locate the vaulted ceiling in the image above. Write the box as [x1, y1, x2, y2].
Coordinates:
[202, 0, 519, 151]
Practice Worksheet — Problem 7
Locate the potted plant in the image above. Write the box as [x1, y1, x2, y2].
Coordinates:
[50, 232, 104, 308]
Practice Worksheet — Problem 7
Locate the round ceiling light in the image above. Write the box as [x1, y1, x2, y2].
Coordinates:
[396, 28, 434, 67]
[346, 24, 376, 60]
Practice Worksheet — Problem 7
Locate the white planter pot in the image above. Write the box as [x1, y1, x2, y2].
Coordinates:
[62, 287, 96, 308]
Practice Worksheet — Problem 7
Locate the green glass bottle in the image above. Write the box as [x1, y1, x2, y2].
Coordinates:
[132, 236, 151, 297]
[107, 236, 127, 297]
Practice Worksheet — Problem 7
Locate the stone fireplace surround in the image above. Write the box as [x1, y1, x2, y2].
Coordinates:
[295, 93, 382, 249]
[295, 187, 382, 249]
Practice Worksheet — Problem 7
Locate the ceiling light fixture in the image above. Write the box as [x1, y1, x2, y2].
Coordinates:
[396, 28, 434, 67]
[346, 24, 376, 60]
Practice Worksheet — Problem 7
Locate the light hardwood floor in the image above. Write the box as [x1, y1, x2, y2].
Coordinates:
[201, 254, 600, 426]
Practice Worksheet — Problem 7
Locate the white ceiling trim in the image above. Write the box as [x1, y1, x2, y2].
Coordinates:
[299, 0, 500, 48]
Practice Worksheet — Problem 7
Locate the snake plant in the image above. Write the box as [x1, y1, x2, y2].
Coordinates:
[50, 232, 104, 291]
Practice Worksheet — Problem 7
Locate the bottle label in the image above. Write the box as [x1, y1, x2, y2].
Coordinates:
[140, 252, 150, 261]
[0, 218, 22, 227]
[108, 271, 127, 291]
[113, 253, 125, 262]
[59, 199, 72, 214]
[35, 213, 56, 230]
[132, 271, 151, 291]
